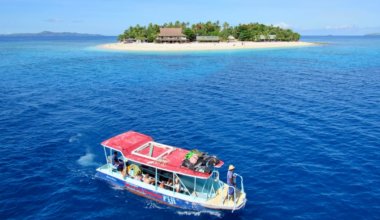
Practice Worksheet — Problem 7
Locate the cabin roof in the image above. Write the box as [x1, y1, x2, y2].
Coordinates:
[101, 131, 223, 179]
[158, 28, 185, 37]
[101, 131, 153, 152]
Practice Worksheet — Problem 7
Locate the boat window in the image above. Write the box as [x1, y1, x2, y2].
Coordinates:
[155, 169, 175, 191]
[175, 175, 192, 192]
[115, 160, 218, 197]
[199, 177, 222, 198]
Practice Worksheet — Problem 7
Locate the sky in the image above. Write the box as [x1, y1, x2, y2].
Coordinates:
[0, 0, 379, 35]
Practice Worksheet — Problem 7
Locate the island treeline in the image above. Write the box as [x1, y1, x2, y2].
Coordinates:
[118, 21, 300, 42]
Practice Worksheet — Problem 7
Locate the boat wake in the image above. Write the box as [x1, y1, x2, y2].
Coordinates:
[77, 151, 99, 167]
[144, 199, 223, 218]
[110, 184, 125, 191]
[176, 210, 223, 218]
[145, 200, 165, 209]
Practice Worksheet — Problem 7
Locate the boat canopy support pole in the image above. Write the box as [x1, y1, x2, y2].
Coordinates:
[155, 168, 158, 190]
[193, 177, 197, 198]
[172, 173, 175, 194]
[103, 147, 108, 165]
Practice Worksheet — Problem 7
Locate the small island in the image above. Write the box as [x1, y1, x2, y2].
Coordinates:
[99, 21, 316, 52]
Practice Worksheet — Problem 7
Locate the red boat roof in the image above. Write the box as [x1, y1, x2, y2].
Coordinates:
[101, 131, 224, 179]
[101, 131, 153, 153]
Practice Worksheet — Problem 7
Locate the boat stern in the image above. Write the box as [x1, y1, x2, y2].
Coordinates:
[203, 183, 247, 212]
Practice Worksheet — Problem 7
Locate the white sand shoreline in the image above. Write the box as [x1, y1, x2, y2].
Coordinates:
[97, 41, 317, 52]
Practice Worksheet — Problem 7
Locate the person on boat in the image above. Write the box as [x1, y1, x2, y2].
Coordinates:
[134, 173, 143, 181]
[112, 151, 124, 171]
[121, 163, 129, 179]
[112, 151, 119, 165]
[159, 181, 165, 189]
[143, 174, 155, 185]
[174, 177, 181, 193]
[165, 178, 173, 190]
[224, 165, 236, 203]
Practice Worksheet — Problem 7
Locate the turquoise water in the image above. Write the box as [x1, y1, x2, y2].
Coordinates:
[0, 36, 379, 219]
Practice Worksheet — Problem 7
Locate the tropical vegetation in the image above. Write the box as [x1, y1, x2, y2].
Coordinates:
[118, 21, 300, 42]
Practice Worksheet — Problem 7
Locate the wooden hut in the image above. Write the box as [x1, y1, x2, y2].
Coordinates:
[227, 35, 236, 42]
[269, 34, 276, 41]
[156, 28, 187, 43]
[259, 35, 267, 41]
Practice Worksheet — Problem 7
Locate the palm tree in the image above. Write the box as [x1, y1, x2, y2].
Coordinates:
[223, 22, 229, 30]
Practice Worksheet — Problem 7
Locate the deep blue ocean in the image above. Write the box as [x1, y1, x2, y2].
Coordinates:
[0, 36, 379, 220]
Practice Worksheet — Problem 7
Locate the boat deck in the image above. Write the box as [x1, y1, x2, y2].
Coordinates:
[205, 184, 246, 209]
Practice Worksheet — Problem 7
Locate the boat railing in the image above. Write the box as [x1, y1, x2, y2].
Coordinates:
[234, 173, 244, 193]
[217, 173, 244, 212]
[211, 170, 219, 181]
[203, 170, 223, 199]
[212, 170, 225, 190]
[229, 185, 238, 212]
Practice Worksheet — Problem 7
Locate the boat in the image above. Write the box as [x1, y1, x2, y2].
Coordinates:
[95, 131, 247, 212]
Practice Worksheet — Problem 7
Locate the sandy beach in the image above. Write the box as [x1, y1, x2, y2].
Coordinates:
[98, 41, 317, 52]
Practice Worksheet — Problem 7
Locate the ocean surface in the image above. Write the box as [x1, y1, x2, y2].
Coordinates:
[0, 36, 379, 220]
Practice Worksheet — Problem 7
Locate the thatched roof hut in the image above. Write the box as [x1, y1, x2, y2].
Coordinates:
[227, 35, 236, 42]
[156, 28, 187, 43]
[158, 28, 185, 37]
